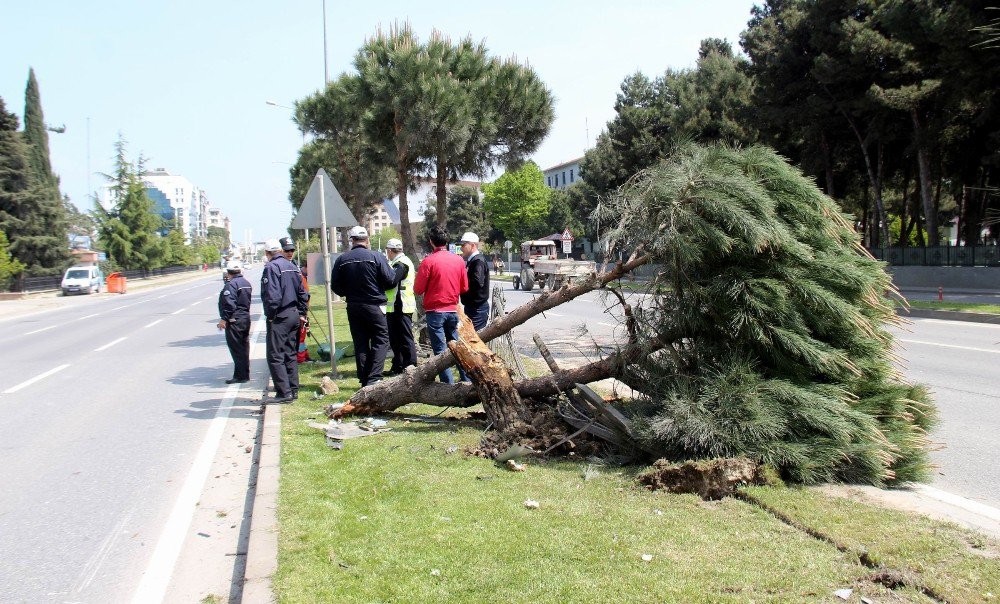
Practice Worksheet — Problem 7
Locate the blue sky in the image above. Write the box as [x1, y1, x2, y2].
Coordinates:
[1, 0, 756, 244]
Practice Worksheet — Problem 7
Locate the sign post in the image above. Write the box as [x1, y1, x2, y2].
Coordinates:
[292, 168, 359, 377]
[560, 229, 574, 258]
[504, 240, 512, 275]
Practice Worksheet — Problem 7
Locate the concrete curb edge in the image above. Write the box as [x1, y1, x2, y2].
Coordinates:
[241, 402, 281, 603]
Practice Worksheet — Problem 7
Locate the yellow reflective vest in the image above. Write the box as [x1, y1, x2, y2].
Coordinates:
[386, 253, 416, 313]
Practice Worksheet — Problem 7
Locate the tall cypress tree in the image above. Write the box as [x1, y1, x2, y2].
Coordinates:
[22, 68, 70, 273]
[0, 96, 57, 277]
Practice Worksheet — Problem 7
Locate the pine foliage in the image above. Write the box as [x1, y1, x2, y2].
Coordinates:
[94, 135, 163, 270]
[21, 69, 70, 273]
[602, 143, 935, 485]
[0, 96, 64, 277]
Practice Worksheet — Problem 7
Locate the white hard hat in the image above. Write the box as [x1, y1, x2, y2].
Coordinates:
[225, 259, 243, 272]
[347, 226, 369, 239]
[460, 232, 480, 244]
[385, 238, 403, 250]
[264, 238, 282, 252]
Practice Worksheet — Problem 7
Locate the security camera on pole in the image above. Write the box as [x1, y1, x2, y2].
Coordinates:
[291, 168, 358, 377]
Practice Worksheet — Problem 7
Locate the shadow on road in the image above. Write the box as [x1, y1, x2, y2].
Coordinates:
[172, 397, 262, 421]
[167, 333, 227, 349]
[167, 363, 236, 387]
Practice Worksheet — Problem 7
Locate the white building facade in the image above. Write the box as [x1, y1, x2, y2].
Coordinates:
[543, 157, 584, 190]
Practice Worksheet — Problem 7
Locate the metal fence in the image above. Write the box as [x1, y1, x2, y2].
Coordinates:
[13, 264, 204, 293]
[868, 245, 1000, 267]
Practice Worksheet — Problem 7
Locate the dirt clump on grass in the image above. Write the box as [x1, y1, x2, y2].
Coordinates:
[639, 457, 764, 500]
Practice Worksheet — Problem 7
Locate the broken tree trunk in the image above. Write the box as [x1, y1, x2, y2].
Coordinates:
[329, 254, 653, 418]
[329, 328, 676, 418]
[449, 308, 528, 430]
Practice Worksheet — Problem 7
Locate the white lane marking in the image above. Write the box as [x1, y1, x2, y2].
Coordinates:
[24, 324, 58, 335]
[131, 317, 266, 604]
[94, 337, 127, 352]
[910, 317, 1000, 330]
[144, 319, 164, 328]
[598, 322, 617, 328]
[912, 484, 1000, 522]
[170, 308, 186, 315]
[898, 339, 1000, 355]
[77, 313, 101, 320]
[3, 364, 71, 394]
[156, 294, 168, 299]
[74, 510, 133, 593]
[202, 295, 214, 302]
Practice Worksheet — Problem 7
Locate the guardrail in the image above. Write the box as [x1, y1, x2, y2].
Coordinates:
[868, 245, 1000, 267]
[12, 264, 205, 293]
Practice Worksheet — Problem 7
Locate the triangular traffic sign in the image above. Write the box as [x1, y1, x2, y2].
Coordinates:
[290, 168, 358, 229]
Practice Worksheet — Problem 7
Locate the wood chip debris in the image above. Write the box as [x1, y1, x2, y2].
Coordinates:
[506, 460, 526, 472]
[524, 499, 540, 509]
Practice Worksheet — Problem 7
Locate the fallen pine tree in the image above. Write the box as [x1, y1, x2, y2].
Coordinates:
[330, 142, 936, 486]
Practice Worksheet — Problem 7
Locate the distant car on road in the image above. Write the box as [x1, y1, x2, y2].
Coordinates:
[61, 265, 103, 295]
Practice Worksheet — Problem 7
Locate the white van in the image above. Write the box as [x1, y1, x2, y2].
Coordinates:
[61, 266, 103, 295]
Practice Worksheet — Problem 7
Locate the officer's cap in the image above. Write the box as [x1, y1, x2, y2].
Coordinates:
[264, 238, 282, 252]
[279, 236, 296, 251]
[226, 259, 243, 272]
[385, 238, 403, 250]
[348, 226, 369, 239]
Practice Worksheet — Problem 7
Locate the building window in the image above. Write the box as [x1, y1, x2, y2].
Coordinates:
[562, 172, 566, 186]
[547, 176, 551, 187]
[570, 169, 574, 183]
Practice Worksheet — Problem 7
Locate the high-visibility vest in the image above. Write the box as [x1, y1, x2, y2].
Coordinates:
[386, 253, 416, 313]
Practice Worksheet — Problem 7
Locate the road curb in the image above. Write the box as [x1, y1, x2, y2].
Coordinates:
[897, 307, 1000, 324]
[241, 402, 281, 603]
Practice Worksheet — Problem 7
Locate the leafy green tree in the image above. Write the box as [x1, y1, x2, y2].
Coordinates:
[603, 143, 935, 484]
[94, 135, 164, 269]
[425, 39, 554, 229]
[21, 68, 70, 272]
[161, 227, 193, 265]
[371, 225, 401, 251]
[442, 184, 486, 239]
[63, 196, 96, 241]
[353, 23, 437, 253]
[293, 74, 395, 243]
[582, 40, 755, 199]
[482, 161, 550, 243]
[206, 225, 230, 250]
[0, 229, 25, 289]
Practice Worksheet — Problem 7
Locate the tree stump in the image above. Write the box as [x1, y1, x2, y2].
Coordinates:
[448, 308, 528, 431]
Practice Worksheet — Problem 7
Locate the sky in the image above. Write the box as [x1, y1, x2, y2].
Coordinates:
[1, 0, 757, 245]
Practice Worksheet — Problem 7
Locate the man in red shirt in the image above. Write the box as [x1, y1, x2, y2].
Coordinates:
[414, 225, 469, 383]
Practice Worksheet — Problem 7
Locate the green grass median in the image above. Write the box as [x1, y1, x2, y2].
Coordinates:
[273, 288, 999, 602]
[904, 300, 1000, 315]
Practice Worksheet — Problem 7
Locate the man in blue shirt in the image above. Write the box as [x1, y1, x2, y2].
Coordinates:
[261, 238, 310, 403]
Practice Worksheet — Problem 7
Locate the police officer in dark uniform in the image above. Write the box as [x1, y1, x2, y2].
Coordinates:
[330, 226, 399, 387]
[217, 259, 252, 384]
[261, 238, 310, 403]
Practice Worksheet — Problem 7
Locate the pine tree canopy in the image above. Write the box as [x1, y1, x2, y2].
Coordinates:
[602, 143, 935, 485]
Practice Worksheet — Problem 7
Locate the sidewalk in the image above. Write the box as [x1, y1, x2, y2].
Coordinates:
[0, 268, 215, 323]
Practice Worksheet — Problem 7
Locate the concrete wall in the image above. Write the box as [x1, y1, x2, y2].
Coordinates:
[886, 266, 1000, 292]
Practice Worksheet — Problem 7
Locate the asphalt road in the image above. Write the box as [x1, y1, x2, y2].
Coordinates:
[0, 270, 265, 603]
[502, 283, 1000, 508]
